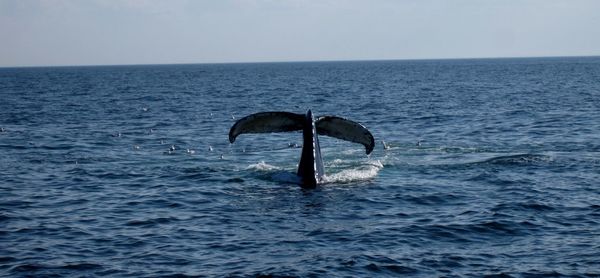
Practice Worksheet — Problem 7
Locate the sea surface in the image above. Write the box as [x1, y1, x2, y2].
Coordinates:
[1, 57, 600, 277]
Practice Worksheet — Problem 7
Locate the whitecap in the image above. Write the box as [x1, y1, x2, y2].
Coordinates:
[246, 161, 281, 171]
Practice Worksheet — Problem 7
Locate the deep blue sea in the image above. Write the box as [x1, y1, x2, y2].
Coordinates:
[1, 57, 600, 277]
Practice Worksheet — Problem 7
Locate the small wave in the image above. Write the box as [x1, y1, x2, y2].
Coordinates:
[329, 158, 345, 166]
[404, 193, 464, 206]
[246, 161, 281, 171]
[125, 216, 179, 227]
[271, 171, 302, 184]
[11, 263, 48, 272]
[59, 263, 103, 270]
[425, 153, 555, 169]
[364, 263, 418, 274]
[0, 256, 16, 263]
[492, 202, 556, 213]
[345, 254, 420, 275]
[10, 262, 103, 273]
[378, 141, 487, 153]
[484, 154, 553, 165]
[0, 213, 14, 222]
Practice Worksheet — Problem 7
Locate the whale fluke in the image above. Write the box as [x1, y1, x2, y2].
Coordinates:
[229, 112, 305, 144]
[228, 110, 375, 188]
[315, 116, 375, 155]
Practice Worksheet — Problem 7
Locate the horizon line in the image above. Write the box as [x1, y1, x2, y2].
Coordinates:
[2, 54, 599, 69]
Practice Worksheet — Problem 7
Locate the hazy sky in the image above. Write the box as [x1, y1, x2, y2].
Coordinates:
[1, 0, 599, 67]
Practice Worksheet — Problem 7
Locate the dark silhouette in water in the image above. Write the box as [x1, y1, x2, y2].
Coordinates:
[229, 110, 375, 188]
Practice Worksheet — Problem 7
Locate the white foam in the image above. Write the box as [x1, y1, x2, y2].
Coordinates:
[247, 160, 384, 185]
[330, 159, 344, 166]
[246, 161, 281, 171]
[322, 160, 383, 184]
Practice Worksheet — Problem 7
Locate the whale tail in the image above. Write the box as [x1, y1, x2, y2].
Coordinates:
[229, 112, 305, 143]
[314, 115, 375, 155]
[229, 111, 375, 154]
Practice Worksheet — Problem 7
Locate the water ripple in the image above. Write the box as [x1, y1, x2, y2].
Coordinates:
[1, 58, 600, 276]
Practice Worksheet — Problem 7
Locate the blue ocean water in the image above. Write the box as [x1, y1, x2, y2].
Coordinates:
[1, 57, 600, 277]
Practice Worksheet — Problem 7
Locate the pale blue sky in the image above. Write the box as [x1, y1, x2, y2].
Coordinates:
[1, 0, 599, 67]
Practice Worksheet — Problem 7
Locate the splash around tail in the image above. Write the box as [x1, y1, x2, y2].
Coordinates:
[246, 160, 383, 186]
[322, 160, 384, 184]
